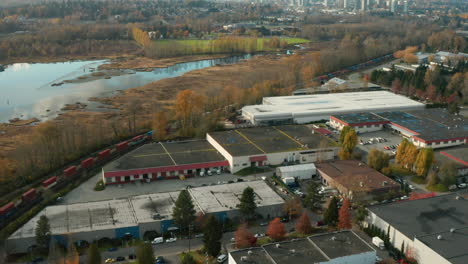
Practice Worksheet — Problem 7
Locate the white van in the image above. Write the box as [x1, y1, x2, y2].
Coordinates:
[217, 254, 227, 263]
[151, 237, 164, 244]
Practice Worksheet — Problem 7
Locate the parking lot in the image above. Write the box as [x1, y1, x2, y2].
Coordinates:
[61, 171, 268, 204]
[356, 130, 403, 159]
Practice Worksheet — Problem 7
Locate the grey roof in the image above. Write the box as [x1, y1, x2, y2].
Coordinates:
[435, 146, 468, 169]
[416, 227, 468, 264]
[368, 193, 468, 239]
[207, 125, 334, 157]
[331, 112, 387, 125]
[229, 231, 374, 263]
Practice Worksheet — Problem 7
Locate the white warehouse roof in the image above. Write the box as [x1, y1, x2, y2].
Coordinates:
[242, 91, 425, 124]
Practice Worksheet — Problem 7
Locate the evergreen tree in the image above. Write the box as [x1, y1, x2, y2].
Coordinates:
[136, 242, 154, 264]
[87, 243, 101, 264]
[323, 197, 339, 226]
[238, 187, 257, 220]
[172, 190, 196, 230]
[203, 215, 223, 257]
[35, 215, 51, 251]
[304, 181, 324, 210]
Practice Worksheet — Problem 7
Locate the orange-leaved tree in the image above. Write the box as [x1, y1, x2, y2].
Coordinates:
[234, 223, 256, 248]
[338, 198, 352, 230]
[266, 218, 286, 241]
[295, 211, 313, 235]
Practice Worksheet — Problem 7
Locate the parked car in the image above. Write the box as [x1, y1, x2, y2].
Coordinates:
[255, 233, 265, 238]
[155, 256, 166, 264]
[408, 185, 415, 190]
[280, 217, 289, 223]
[458, 183, 467, 189]
[316, 220, 325, 226]
[105, 258, 116, 263]
[217, 254, 227, 263]
[128, 254, 136, 260]
[230, 237, 236, 242]
[107, 247, 117, 252]
[152, 237, 164, 244]
[116, 256, 125, 262]
[236, 178, 244, 182]
[195, 233, 204, 238]
[260, 222, 268, 226]
[165, 237, 177, 243]
[31, 257, 44, 263]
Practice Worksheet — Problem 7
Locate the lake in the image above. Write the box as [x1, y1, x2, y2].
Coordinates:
[0, 54, 251, 123]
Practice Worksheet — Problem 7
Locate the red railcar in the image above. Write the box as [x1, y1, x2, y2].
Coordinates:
[116, 141, 128, 151]
[22, 188, 37, 202]
[0, 202, 15, 217]
[64, 166, 77, 177]
[98, 149, 111, 160]
[42, 176, 57, 188]
[81, 158, 94, 169]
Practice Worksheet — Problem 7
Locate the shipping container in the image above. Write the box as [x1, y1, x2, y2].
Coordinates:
[0, 202, 15, 216]
[276, 163, 316, 180]
[42, 176, 57, 188]
[64, 166, 77, 177]
[81, 158, 94, 169]
[22, 188, 37, 202]
[98, 149, 111, 160]
[116, 141, 128, 151]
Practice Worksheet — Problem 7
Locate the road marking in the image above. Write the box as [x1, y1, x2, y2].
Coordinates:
[235, 130, 266, 153]
[273, 126, 304, 147]
[159, 142, 177, 165]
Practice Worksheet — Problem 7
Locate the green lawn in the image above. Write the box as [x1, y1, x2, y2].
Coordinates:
[426, 184, 449, 192]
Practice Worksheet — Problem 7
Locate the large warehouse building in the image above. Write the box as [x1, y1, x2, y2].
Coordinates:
[241, 91, 424, 125]
[6, 181, 284, 254]
[330, 109, 468, 149]
[366, 193, 468, 264]
[103, 125, 339, 182]
[207, 125, 339, 173]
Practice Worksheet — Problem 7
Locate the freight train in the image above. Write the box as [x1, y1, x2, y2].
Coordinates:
[314, 53, 394, 82]
[0, 131, 153, 229]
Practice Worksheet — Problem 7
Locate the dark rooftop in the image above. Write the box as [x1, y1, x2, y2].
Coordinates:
[262, 239, 328, 263]
[106, 140, 226, 171]
[416, 227, 468, 264]
[375, 111, 467, 142]
[368, 193, 468, 239]
[332, 112, 388, 125]
[309, 230, 375, 259]
[208, 125, 335, 157]
[229, 231, 375, 263]
[435, 146, 468, 169]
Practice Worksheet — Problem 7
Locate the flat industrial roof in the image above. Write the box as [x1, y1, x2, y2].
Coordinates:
[368, 193, 468, 239]
[207, 125, 336, 157]
[188, 181, 284, 214]
[316, 160, 400, 193]
[9, 181, 282, 239]
[229, 231, 374, 263]
[243, 91, 424, 120]
[416, 227, 468, 264]
[105, 140, 227, 172]
[375, 110, 467, 142]
[331, 112, 388, 125]
[435, 146, 468, 169]
[308, 230, 375, 259]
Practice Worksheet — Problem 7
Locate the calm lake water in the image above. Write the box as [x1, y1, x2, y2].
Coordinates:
[0, 54, 251, 123]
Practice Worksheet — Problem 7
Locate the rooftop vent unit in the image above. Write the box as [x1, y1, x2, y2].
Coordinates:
[289, 249, 296, 255]
[382, 181, 388, 186]
[360, 182, 364, 187]
[331, 236, 337, 241]
[240, 256, 248, 262]
[358, 163, 363, 166]
[276, 243, 281, 248]
[450, 228, 456, 233]
[248, 250, 253, 255]
[437, 235, 443, 240]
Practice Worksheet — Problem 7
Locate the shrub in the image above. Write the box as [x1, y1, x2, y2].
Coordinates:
[94, 180, 105, 191]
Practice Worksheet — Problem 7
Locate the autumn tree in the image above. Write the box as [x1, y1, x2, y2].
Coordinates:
[295, 212, 313, 235]
[439, 162, 457, 187]
[266, 218, 286, 241]
[152, 111, 168, 141]
[283, 197, 303, 221]
[338, 199, 352, 230]
[234, 223, 256, 248]
[367, 149, 390, 172]
[324, 196, 339, 226]
[174, 89, 205, 136]
[414, 148, 434, 177]
[339, 127, 357, 160]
